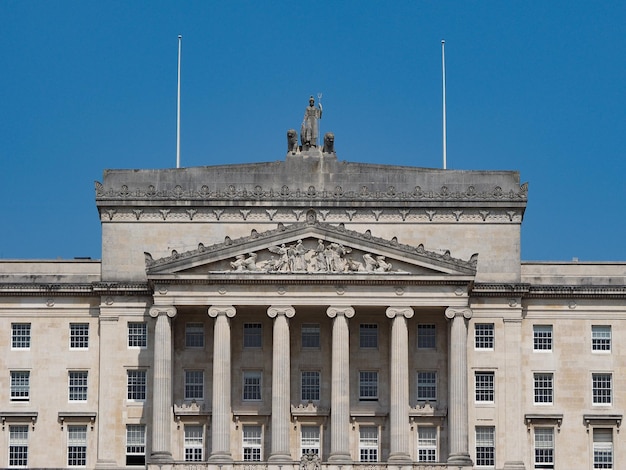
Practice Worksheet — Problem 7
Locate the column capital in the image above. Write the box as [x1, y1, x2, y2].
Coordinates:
[326, 306, 355, 319]
[386, 306, 414, 319]
[149, 306, 177, 319]
[445, 307, 472, 320]
[208, 305, 236, 318]
[267, 305, 295, 318]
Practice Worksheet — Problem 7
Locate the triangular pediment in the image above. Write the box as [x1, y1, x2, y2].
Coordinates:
[145, 222, 477, 279]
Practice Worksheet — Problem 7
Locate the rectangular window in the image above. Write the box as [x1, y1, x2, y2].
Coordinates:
[475, 426, 495, 468]
[475, 371, 494, 403]
[243, 371, 262, 401]
[359, 426, 378, 462]
[69, 371, 88, 402]
[243, 323, 262, 348]
[417, 426, 437, 462]
[185, 323, 205, 348]
[592, 373, 612, 405]
[417, 324, 436, 349]
[593, 428, 613, 469]
[67, 425, 87, 467]
[534, 427, 554, 469]
[11, 323, 31, 349]
[592, 326, 611, 352]
[417, 371, 437, 402]
[184, 370, 204, 400]
[301, 323, 320, 348]
[127, 370, 147, 401]
[70, 323, 89, 349]
[475, 323, 494, 350]
[359, 323, 378, 348]
[128, 322, 147, 348]
[184, 425, 203, 462]
[359, 371, 378, 400]
[126, 425, 146, 466]
[533, 373, 553, 405]
[300, 425, 321, 457]
[10, 371, 30, 401]
[533, 325, 552, 351]
[301, 371, 320, 402]
[9, 425, 28, 468]
[242, 425, 262, 461]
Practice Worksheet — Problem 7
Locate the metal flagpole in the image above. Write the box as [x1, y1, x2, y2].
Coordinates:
[441, 40, 447, 170]
[176, 35, 182, 169]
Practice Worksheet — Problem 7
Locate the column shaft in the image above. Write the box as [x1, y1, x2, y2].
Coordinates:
[208, 306, 236, 463]
[149, 307, 176, 463]
[327, 306, 354, 463]
[386, 307, 413, 463]
[268, 306, 295, 462]
[446, 307, 473, 467]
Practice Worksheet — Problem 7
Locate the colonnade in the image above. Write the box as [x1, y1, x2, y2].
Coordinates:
[147, 304, 473, 466]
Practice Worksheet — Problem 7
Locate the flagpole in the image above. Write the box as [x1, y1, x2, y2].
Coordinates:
[176, 35, 182, 169]
[441, 39, 447, 170]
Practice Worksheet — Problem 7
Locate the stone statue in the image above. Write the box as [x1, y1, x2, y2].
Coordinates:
[322, 132, 334, 154]
[301, 96, 322, 149]
[287, 129, 298, 154]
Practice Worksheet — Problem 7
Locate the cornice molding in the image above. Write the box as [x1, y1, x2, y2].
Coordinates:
[0, 282, 150, 297]
[471, 283, 626, 299]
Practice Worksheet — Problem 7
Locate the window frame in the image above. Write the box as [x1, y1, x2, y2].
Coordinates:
[127, 322, 147, 349]
[533, 372, 554, 405]
[359, 370, 379, 401]
[475, 426, 495, 468]
[417, 371, 437, 402]
[358, 426, 379, 462]
[243, 323, 263, 349]
[592, 373, 612, 406]
[475, 371, 495, 404]
[184, 425, 204, 462]
[592, 325, 611, 353]
[69, 323, 89, 350]
[533, 427, 554, 469]
[242, 425, 263, 462]
[593, 428, 613, 470]
[127, 370, 147, 402]
[301, 323, 321, 349]
[359, 323, 378, 349]
[301, 370, 321, 402]
[417, 426, 437, 463]
[126, 424, 146, 466]
[67, 424, 87, 467]
[184, 370, 204, 401]
[10, 371, 30, 402]
[11, 323, 31, 350]
[475, 323, 494, 350]
[185, 323, 205, 349]
[8, 424, 28, 468]
[417, 324, 436, 349]
[69, 370, 89, 402]
[533, 325, 553, 352]
[300, 425, 321, 457]
[243, 370, 262, 401]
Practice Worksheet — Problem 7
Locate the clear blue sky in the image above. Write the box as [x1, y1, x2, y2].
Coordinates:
[1, 1, 625, 262]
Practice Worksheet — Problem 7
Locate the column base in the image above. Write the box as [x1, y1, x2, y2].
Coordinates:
[327, 452, 353, 463]
[208, 452, 234, 463]
[94, 460, 117, 469]
[447, 452, 473, 467]
[268, 453, 293, 463]
[387, 452, 412, 464]
[503, 461, 526, 470]
[149, 451, 173, 463]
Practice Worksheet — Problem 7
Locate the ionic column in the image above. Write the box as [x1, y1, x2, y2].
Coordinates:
[326, 306, 355, 463]
[148, 306, 177, 463]
[445, 307, 473, 467]
[267, 306, 296, 462]
[208, 305, 236, 463]
[386, 306, 414, 464]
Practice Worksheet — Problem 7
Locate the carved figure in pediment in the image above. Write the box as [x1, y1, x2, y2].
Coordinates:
[269, 244, 290, 272]
[231, 253, 262, 272]
[314, 239, 328, 272]
[292, 240, 307, 271]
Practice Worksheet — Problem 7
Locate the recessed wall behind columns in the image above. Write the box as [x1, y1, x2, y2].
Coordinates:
[101, 217, 520, 283]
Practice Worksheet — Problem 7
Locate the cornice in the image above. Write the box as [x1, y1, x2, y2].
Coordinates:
[0, 282, 150, 297]
[95, 181, 528, 204]
[471, 283, 626, 299]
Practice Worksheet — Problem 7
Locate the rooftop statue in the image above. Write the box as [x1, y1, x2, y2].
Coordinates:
[300, 95, 323, 150]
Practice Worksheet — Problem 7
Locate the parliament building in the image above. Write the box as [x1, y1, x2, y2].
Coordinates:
[0, 118, 624, 470]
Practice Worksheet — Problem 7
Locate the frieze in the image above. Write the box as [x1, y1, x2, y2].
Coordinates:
[95, 180, 528, 202]
[99, 207, 523, 224]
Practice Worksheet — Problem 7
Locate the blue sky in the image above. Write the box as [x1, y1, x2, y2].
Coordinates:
[1, 1, 625, 262]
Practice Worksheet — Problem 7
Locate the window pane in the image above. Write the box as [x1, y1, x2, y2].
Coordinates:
[475, 372, 494, 403]
[11, 371, 30, 401]
[243, 371, 262, 401]
[359, 324, 378, 348]
[185, 370, 204, 400]
[127, 370, 147, 400]
[593, 428, 613, 469]
[126, 425, 146, 466]
[417, 324, 436, 349]
[9, 425, 28, 468]
[418, 427, 437, 462]
[301, 426, 320, 457]
[184, 425, 203, 462]
[12, 323, 31, 349]
[533, 373, 553, 404]
[359, 371, 378, 400]
[69, 371, 88, 401]
[592, 373, 612, 405]
[244, 323, 262, 348]
[417, 371, 437, 401]
[302, 323, 320, 348]
[359, 426, 378, 462]
[68, 425, 87, 467]
[475, 426, 495, 467]
[243, 425, 262, 461]
[534, 428, 554, 468]
[185, 323, 205, 348]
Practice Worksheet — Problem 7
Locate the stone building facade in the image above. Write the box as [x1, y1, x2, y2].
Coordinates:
[0, 146, 624, 470]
